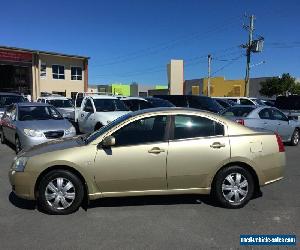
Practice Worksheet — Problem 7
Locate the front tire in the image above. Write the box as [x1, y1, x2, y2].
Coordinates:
[290, 129, 299, 146]
[37, 170, 84, 215]
[212, 166, 254, 209]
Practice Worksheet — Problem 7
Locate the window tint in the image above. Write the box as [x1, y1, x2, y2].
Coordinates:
[275, 96, 300, 110]
[173, 115, 224, 140]
[18, 106, 63, 121]
[83, 99, 94, 112]
[157, 96, 187, 107]
[240, 98, 254, 105]
[189, 96, 222, 113]
[123, 99, 151, 111]
[222, 106, 255, 117]
[48, 99, 73, 108]
[259, 109, 272, 119]
[112, 116, 167, 146]
[271, 109, 287, 121]
[52, 65, 65, 79]
[145, 98, 175, 107]
[0, 95, 25, 108]
[93, 99, 129, 112]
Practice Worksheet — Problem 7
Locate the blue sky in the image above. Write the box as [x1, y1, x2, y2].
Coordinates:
[0, 0, 299, 85]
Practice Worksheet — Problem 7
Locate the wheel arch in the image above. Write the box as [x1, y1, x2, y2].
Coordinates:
[211, 161, 260, 195]
[34, 165, 90, 205]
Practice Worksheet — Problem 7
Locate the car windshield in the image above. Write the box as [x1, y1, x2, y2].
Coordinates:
[84, 112, 132, 144]
[0, 95, 25, 108]
[222, 106, 255, 117]
[146, 98, 175, 107]
[47, 99, 73, 108]
[18, 106, 63, 121]
[197, 97, 223, 113]
[93, 99, 129, 112]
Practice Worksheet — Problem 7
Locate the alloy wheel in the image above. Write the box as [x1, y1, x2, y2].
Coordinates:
[293, 130, 299, 145]
[45, 178, 76, 210]
[221, 173, 248, 204]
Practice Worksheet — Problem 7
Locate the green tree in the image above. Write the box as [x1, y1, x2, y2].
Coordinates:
[259, 73, 299, 97]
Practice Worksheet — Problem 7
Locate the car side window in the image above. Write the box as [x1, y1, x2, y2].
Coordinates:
[173, 115, 224, 140]
[259, 109, 272, 120]
[271, 109, 288, 121]
[10, 106, 17, 121]
[83, 99, 94, 112]
[240, 98, 254, 105]
[112, 116, 167, 146]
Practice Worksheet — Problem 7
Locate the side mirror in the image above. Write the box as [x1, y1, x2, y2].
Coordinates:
[100, 136, 115, 148]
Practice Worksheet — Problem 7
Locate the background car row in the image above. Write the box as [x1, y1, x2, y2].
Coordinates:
[1, 91, 300, 152]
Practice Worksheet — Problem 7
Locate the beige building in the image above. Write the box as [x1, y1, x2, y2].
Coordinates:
[167, 59, 184, 95]
[0, 46, 89, 100]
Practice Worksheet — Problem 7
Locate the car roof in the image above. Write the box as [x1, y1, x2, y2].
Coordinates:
[38, 96, 69, 100]
[120, 97, 146, 101]
[89, 95, 118, 100]
[16, 102, 51, 107]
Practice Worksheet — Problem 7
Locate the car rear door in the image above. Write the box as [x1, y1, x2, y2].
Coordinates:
[94, 115, 169, 192]
[166, 114, 230, 190]
[270, 108, 294, 141]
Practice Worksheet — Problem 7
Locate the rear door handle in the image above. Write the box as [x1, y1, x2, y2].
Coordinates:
[210, 142, 225, 149]
[148, 147, 165, 154]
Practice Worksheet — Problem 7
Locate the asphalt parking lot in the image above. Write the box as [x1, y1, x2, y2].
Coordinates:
[0, 143, 299, 249]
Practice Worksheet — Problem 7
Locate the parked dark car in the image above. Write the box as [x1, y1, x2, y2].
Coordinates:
[121, 97, 175, 111]
[275, 95, 300, 119]
[213, 98, 236, 109]
[0, 92, 26, 118]
[154, 95, 224, 113]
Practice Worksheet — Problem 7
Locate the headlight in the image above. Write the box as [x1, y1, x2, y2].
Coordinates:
[24, 129, 44, 137]
[65, 126, 76, 135]
[13, 157, 28, 172]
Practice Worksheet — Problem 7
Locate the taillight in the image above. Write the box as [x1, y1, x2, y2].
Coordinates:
[275, 133, 285, 152]
[235, 119, 245, 125]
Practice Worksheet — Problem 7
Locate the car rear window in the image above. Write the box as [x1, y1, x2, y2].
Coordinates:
[222, 106, 255, 117]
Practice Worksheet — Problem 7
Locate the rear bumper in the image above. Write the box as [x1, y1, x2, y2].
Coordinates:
[260, 152, 285, 186]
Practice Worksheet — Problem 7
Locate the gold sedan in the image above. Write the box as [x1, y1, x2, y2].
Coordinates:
[9, 108, 285, 214]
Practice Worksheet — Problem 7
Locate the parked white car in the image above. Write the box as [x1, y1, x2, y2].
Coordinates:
[214, 97, 263, 106]
[77, 95, 130, 133]
[37, 95, 75, 121]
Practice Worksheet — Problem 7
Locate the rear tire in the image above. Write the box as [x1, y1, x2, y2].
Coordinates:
[212, 166, 254, 209]
[290, 129, 299, 146]
[37, 170, 84, 215]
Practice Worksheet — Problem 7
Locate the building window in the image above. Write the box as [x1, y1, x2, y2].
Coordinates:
[40, 62, 46, 79]
[71, 67, 82, 80]
[52, 65, 65, 79]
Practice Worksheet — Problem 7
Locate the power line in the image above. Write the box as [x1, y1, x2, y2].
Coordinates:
[211, 55, 244, 77]
[90, 16, 243, 67]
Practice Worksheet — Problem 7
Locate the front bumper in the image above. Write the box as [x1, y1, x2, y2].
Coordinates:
[9, 169, 38, 200]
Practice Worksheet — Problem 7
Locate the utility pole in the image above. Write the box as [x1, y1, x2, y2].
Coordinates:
[244, 14, 255, 97]
[207, 54, 212, 97]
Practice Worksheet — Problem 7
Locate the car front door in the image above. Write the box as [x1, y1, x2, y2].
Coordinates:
[167, 114, 230, 189]
[78, 98, 95, 133]
[270, 108, 294, 141]
[94, 115, 169, 193]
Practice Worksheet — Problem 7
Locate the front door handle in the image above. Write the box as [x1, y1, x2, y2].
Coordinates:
[148, 147, 165, 154]
[210, 142, 225, 149]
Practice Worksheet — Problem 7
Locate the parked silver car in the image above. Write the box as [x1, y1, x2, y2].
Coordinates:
[222, 105, 300, 145]
[0, 102, 76, 152]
